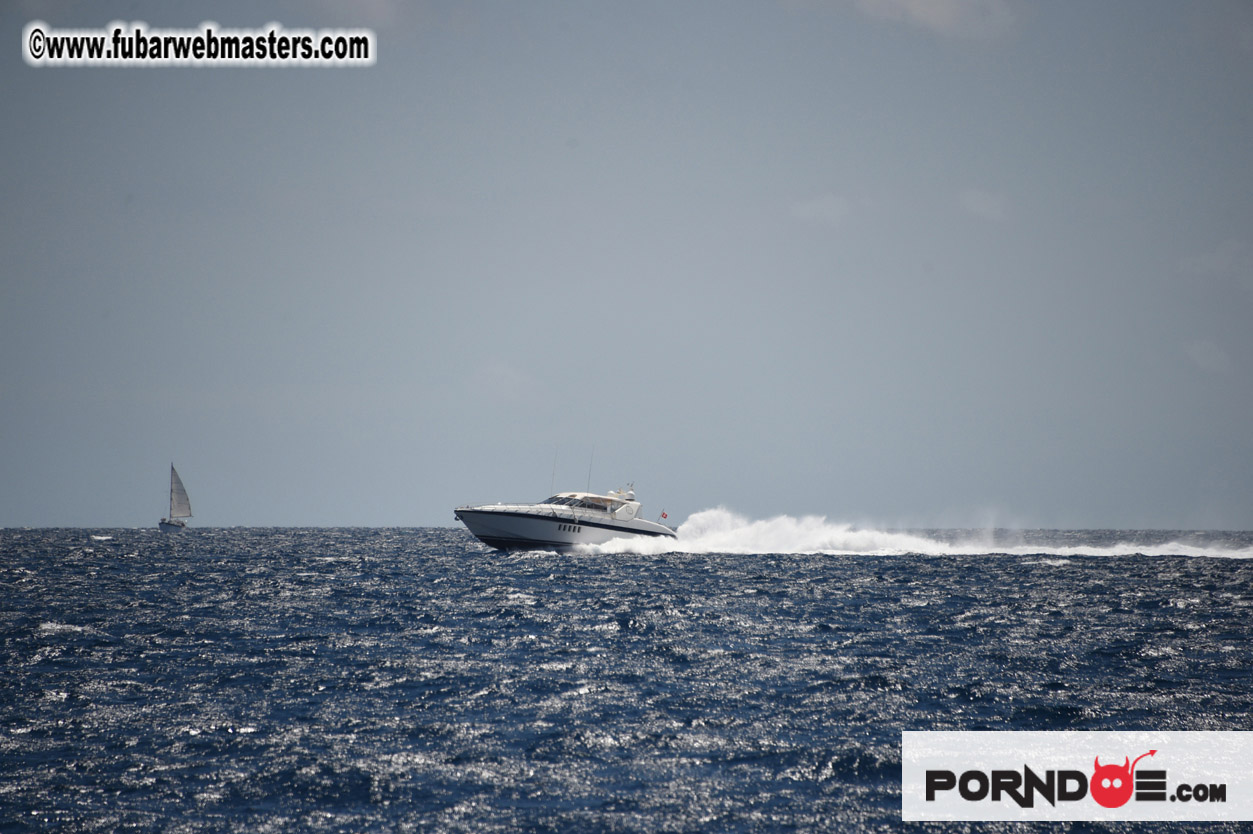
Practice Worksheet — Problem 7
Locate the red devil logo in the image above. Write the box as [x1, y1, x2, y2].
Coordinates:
[1090, 750, 1156, 808]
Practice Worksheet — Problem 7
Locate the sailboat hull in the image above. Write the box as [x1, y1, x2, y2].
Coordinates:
[158, 519, 186, 533]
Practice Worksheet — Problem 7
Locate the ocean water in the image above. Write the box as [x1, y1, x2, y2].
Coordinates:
[2, 516, 1251, 832]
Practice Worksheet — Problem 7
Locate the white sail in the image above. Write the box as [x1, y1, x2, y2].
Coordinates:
[169, 465, 192, 519]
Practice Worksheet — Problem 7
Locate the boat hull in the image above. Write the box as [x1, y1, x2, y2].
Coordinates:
[455, 508, 675, 551]
[158, 519, 187, 533]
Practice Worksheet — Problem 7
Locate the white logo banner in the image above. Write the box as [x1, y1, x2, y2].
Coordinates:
[902, 731, 1253, 821]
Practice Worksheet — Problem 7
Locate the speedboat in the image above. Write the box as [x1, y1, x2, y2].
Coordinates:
[455, 486, 677, 551]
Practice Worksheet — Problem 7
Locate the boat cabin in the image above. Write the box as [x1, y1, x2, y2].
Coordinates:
[542, 490, 640, 520]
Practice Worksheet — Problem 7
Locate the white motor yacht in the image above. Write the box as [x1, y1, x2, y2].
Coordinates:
[455, 486, 677, 551]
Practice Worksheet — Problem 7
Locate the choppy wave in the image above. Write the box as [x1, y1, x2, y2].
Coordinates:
[591, 507, 1253, 558]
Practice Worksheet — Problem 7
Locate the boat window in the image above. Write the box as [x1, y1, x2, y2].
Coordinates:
[541, 495, 613, 511]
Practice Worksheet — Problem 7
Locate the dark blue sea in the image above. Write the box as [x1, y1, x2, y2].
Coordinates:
[3, 520, 1251, 832]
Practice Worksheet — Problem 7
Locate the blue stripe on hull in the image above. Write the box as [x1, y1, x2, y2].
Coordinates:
[475, 535, 572, 552]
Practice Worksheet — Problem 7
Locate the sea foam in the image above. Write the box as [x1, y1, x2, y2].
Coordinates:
[588, 507, 1253, 558]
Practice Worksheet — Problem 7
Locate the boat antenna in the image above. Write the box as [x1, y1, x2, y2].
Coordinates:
[550, 447, 558, 496]
[586, 446, 594, 493]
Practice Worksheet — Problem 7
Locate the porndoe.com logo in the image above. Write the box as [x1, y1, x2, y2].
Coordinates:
[902, 731, 1253, 822]
[925, 748, 1224, 809]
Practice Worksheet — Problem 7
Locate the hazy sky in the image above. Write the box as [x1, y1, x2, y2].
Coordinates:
[4, 1, 1252, 529]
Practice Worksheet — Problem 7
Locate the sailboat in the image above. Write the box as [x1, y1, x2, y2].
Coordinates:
[159, 464, 193, 532]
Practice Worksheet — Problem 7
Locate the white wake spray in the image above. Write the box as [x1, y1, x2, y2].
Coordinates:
[587, 507, 1253, 558]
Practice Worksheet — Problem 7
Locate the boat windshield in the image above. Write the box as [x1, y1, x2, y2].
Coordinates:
[542, 495, 616, 511]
